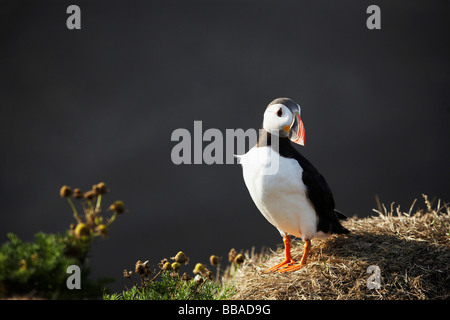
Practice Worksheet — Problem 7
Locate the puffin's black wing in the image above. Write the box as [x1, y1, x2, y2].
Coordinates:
[301, 168, 349, 235]
[280, 140, 349, 235]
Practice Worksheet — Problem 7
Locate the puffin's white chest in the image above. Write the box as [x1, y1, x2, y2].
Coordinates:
[238, 146, 318, 240]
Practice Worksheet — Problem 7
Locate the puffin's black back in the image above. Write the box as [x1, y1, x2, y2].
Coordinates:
[259, 131, 350, 235]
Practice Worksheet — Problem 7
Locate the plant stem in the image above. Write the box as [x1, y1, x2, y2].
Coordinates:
[87, 199, 93, 216]
[67, 198, 82, 223]
[108, 212, 118, 226]
[150, 269, 162, 282]
[95, 194, 102, 212]
[215, 264, 221, 283]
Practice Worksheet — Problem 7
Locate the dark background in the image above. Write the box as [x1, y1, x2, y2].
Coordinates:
[1, 0, 449, 294]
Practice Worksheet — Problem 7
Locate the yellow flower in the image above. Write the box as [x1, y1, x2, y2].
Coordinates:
[171, 262, 181, 272]
[19, 259, 27, 271]
[74, 223, 90, 238]
[162, 262, 173, 271]
[171, 251, 189, 264]
[234, 253, 245, 265]
[96, 224, 108, 238]
[193, 263, 205, 275]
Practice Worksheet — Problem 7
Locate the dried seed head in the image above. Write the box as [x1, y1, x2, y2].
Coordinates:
[193, 263, 205, 275]
[181, 272, 192, 281]
[228, 248, 237, 263]
[84, 190, 96, 201]
[73, 188, 83, 199]
[74, 223, 90, 238]
[60, 185, 72, 198]
[205, 270, 213, 280]
[110, 200, 125, 214]
[135, 260, 151, 276]
[93, 182, 108, 195]
[158, 258, 169, 269]
[135, 260, 144, 274]
[209, 255, 220, 266]
[234, 253, 245, 265]
[172, 251, 189, 264]
[123, 269, 133, 278]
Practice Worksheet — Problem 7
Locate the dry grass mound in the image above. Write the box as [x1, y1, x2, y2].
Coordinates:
[231, 195, 450, 300]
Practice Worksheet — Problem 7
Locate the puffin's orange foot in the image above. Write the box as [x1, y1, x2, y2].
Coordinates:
[278, 262, 305, 273]
[266, 239, 311, 273]
[263, 259, 295, 273]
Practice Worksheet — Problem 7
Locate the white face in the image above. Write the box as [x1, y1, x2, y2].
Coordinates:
[262, 104, 294, 136]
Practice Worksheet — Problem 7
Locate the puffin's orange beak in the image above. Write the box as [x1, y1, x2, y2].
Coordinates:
[288, 113, 305, 146]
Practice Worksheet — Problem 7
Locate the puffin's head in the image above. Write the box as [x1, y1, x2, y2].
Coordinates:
[262, 97, 305, 146]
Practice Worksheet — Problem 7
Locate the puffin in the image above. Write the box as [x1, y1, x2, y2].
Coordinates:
[238, 97, 349, 273]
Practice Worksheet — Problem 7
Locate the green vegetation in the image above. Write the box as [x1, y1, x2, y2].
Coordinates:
[104, 270, 235, 300]
[0, 232, 106, 299]
[3, 180, 445, 300]
[0, 182, 126, 299]
[103, 250, 243, 300]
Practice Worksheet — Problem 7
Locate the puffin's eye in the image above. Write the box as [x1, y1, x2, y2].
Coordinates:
[277, 108, 282, 117]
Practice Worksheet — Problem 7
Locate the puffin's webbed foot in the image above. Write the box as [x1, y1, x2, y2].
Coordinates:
[264, 239, 311, 273]
[263, 258, 296, 273]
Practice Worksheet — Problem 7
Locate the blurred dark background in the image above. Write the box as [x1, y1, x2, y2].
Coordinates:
[1, 0, 449, 293]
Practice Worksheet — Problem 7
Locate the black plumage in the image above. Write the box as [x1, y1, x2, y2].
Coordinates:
[258, 129, 350, 236]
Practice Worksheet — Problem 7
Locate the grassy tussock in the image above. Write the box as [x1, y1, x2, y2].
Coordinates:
[230, 195, 450, 300]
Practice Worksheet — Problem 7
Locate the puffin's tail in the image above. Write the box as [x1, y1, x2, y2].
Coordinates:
[333, 209, 350, 234]
[334, 209, 347, 220]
